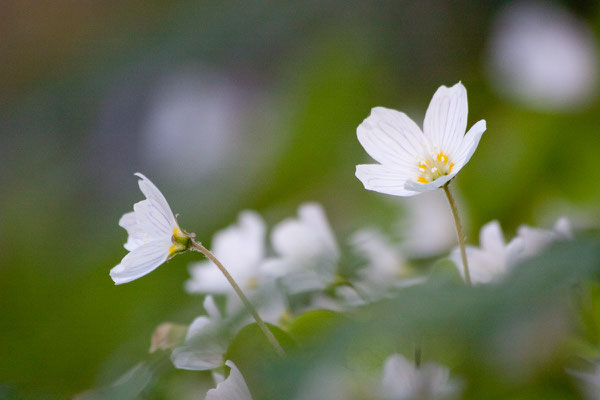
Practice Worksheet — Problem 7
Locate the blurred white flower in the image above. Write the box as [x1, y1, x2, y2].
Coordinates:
[398, 190, 457, 258]
[186, 211, 267, 294]
[205, 360, 253, 400]
[450, 221, 524, 285]
[487, 1, 598, 111]
[171, 296, 226, 371]
[185, 211, 287, 324]
[355, 82, 486, 196]
[350, 228, 420, 299]
[261, 203, 339, 294]
[110, 173, 190, 284]
[570, 361, 600, 400]
[381, 354, 459, 400]
[517, 217, 573, 259]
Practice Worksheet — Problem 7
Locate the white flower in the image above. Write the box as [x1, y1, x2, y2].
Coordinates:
[517, 217, 572, 259]
[185, 211, 287, 324]
[381, 354, 459, 400]
[349, 228, 420, 299]
[261, 203, 339, 294]
[205, 360, 253, 400]
[356, 82, 486, 196]
[450, 221, 524, 285]
[487, 1, 598, 111]
[570, 361, 600, 400]
[110, 173, 190, 285]
[399, 190, 457, 258]
[186, 211, 266, 294]
[171, 296, 226, 371]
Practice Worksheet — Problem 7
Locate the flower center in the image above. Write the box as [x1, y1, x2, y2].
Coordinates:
[169, 227, 191, 256]
[417, 152, 454, 184]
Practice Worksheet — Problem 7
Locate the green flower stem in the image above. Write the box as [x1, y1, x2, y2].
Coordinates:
[443, 183, 471, 286]
[190, 241, 286, 357]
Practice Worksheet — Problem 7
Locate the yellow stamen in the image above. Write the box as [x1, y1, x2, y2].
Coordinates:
[417, 176, 428, 184]
[418, 162, 427, 170]
[169, 244, 178, 254]
[449, 162, 455, 173]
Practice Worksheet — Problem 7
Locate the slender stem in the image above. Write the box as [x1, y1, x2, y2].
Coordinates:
[190, 241, 285, 357]
[442, 183, 471, 285]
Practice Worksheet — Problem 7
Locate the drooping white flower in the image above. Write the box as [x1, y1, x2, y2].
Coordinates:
[205, 360, 253, 400]
[261, 203, 339, 294]
[356, 82, 486, 196]
[171, 296, 226, 371]
[450, 221, 524, 285]
[111, 173, 190, 285]
[381, 354, 459, 400]
[516, 217, 572, 259]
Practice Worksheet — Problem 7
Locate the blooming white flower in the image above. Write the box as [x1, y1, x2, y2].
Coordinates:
[171, 296, 226, 371]
[111, 173, 190, 285]
[450, 221, 524, 285]
[356, 82, 486, 196]
[261, 202, 339, 294]
[381, 354, 459, 400]
[205, 360, 253, 400]
[516, 217, 572, 259]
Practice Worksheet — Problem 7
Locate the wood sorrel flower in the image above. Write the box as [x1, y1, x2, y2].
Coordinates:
[110, 173, 191, 284]
[355, 82, 486, 196]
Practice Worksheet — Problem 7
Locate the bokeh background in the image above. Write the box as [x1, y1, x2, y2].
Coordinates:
[1, 0, 600, 398]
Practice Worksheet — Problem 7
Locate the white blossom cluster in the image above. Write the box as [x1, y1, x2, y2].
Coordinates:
[108, 82, 580, 399]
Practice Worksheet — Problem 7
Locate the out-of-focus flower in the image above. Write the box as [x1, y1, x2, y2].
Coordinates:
[381, 354, 460, 400]
[398, 190, 457, 258]
[186, 211, 266, 294]
[110, 173, 190, 284]
[355, 82, 486, 196]
[149, 322, 187, 353]
[487, 1, 598, 111]
[517, 217, 572, 259]
[261, 203, 339, 294]
[205, 360, 253, 400]
[185, 211, 287, 324]
[171, 296, 226, 371]
[349, 228, 420, 299]
[450, 221, 524, 285]
[570, 361, 600, 400]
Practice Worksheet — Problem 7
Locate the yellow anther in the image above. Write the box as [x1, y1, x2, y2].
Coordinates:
[449, 162, 455, 173]
[418, 162, 427, 170]
[169, 244, 178, 255]
[417, 176, 428, 184]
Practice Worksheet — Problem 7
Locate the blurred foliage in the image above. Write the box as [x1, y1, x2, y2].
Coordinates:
[1, 0, 599, 398]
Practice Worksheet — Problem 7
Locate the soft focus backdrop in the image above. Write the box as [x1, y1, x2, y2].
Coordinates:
[1, 0, 600, 398]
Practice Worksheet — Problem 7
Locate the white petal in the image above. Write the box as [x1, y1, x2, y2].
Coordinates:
[119, 212, 140, 251]
[453, 119, 486, 168]
[133, 199, 174, 240]
[185, 263, 232, 294]
[479, 220, 506, 257]
[423, 82, 468, 157]
[381, 354, 418, 399]
[171, 345, 224, 371]
[357, 107, 426, 169]
[298, 203, 339, 257]
[404, 173, 456, 193]
[134, 173, 177, 228]
[356, 164, 419, 197]
[211, 211, 266, 278]
[110, 240, 171, 284]
[554, 217, 573, 239]
[205, 360, 253, 400]
[203, 295, 221, 320]
[185, 316, 211, 341]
